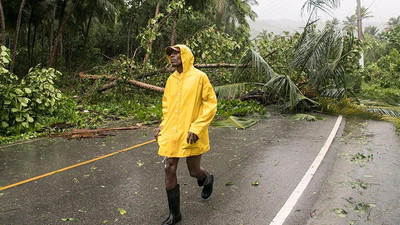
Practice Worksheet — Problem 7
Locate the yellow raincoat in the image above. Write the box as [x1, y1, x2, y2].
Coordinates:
[158, 44, 217, 158]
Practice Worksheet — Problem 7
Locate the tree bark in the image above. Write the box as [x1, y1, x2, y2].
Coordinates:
[356, 0, 364, 41]
[49, 2, 57, 55]
[31, 23, 37, 65]
[27, 0, 35, 67]
[170, 11, 178, 46]
[142, 1, 160, 72]
[127, 1, 136, 57]
[99, 81, 119, 92]
[48, 0, 78, 68]
[0, 0, 6, 46]
[81, 8, 93, 59]
[10, 0, 27, 73]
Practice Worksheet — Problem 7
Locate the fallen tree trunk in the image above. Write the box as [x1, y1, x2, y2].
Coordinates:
[49, 121, 159, 139]
[80, 63, 285, 93]
[134, 63, 248, 79]
[79, 72, 165, 93]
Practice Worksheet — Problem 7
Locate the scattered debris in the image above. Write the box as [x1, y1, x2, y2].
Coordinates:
[332, 208, 348, 217]
[351, 153, 373, 163]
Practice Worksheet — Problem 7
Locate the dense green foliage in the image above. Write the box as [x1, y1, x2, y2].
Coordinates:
[0, 46, 62, 135]
[216, 99, 266, 118]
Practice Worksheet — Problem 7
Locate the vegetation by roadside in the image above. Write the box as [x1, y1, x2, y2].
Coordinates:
[1, 0, 400, 144]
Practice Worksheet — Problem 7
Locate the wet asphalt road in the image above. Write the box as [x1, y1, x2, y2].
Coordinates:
[0, 114, 399, 225]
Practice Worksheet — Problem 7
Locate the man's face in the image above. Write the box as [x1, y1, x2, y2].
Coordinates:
[170, 50, 182, 67]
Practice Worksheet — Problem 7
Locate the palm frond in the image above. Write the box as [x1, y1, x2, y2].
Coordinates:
[212, 116, 259, 129]
[214, 83, 247, 100]
[291, 28, 351, 97]
[233, 49, 277, 83]
[301, 0, 340, 17]
[362, 106, 400, 117]
[264, 75, 317, 111]
[317, 97, 382, 120]
[321, 88, 346, 99]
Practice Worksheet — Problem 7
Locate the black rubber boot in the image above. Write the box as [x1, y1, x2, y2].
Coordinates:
[161, 184, 182, 225]
[198, 172, 214, 199]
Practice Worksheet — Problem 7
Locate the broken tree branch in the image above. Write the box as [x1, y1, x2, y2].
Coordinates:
[99, 81, 119, 92]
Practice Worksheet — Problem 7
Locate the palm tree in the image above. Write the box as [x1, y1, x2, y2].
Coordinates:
[364, 25, 379, 37]
[217, 0, 359, 111]
[325, 18, 340, 30]
[343, 15, 357, 33]
[360, 6, 373, 20]
[387, 16, 400, 30]
[212, 0, 258, 32]
[76, 0, 121, 57]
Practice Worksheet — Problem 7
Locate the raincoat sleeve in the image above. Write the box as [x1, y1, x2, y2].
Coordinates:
[189, 74, 217, 135]
[159, 78, 170, 127]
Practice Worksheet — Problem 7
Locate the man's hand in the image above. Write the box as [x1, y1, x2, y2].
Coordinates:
[187, 132, 199, 144]
[154, 126, 162, 141]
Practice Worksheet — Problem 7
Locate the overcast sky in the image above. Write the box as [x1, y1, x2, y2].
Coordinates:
[252, 0, 400, 24]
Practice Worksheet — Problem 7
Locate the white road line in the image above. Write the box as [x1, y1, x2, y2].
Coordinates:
[270, 115, 343, 225]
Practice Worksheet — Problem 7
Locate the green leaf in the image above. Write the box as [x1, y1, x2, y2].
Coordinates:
[36, 98, 42, 104]
[18, 97, 29, 104]
[2, 122, 9, 128]
[15, 88, 23, 95]
[22, 122, 29, 128]
[61, 218, 75, 221]
[225, 181, 233, 186]
[27, 116, 34, 123]
[251, 181, 259, 186]
[24, 88, 32, 94]
[118, 208, 126, 215]
[16, 116, 24, 122]
[11, 108, 19, 112]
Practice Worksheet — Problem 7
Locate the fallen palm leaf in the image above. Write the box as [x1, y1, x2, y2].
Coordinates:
[291, 113, 324, 121]
[212, 116, 259, 129]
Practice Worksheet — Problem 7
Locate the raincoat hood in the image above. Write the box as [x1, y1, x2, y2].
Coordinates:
[167, 44, 194, 74]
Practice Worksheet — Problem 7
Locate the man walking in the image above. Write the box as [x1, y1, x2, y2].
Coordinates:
[155, 44, 217, 225]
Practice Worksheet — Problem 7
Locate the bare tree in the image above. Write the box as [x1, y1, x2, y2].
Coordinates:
[10, 0, 26, 73]
[48, 0, 78, 68]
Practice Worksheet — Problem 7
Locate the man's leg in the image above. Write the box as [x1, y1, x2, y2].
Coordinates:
[162, 158, 181, 225]
[164, 158, 179, 190]
[186, 155, 214, 199]
[186, 155, 206, 180]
